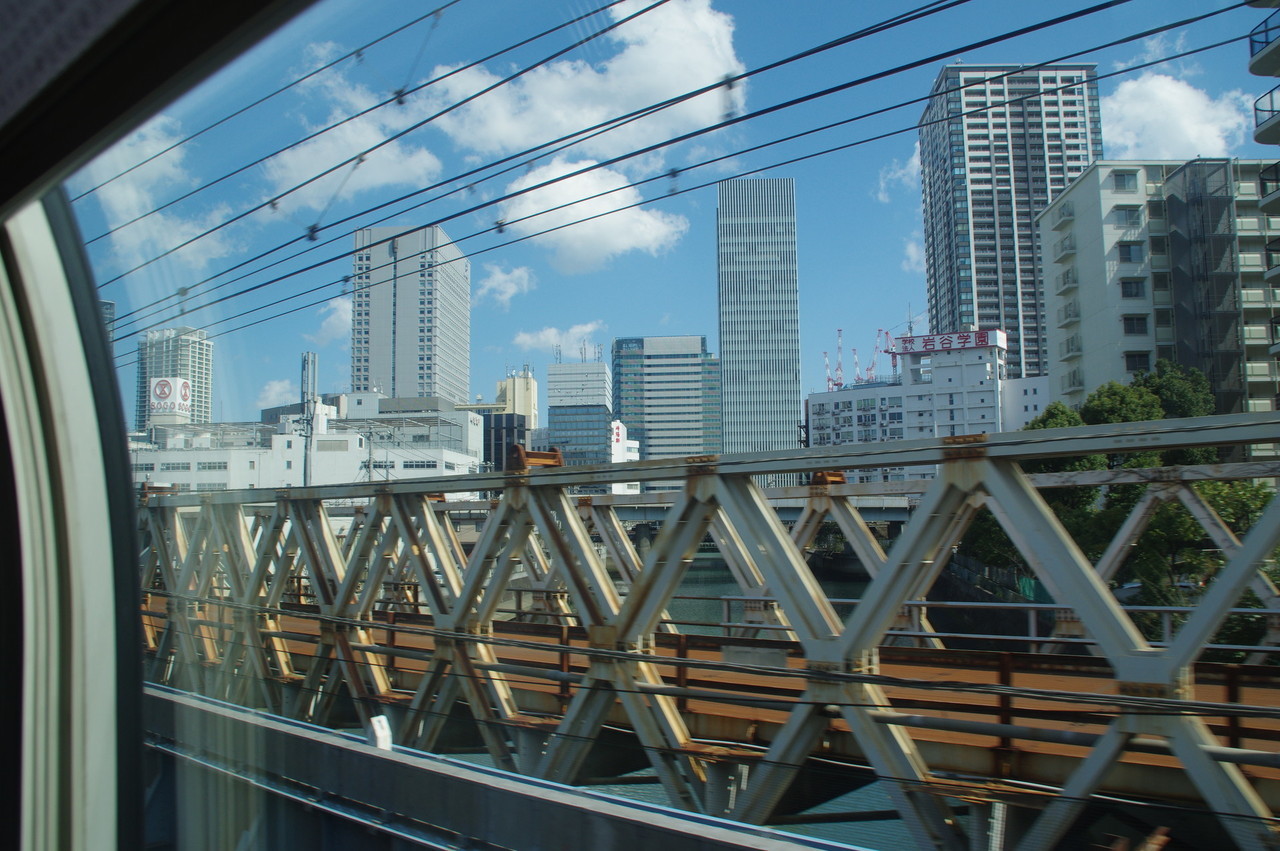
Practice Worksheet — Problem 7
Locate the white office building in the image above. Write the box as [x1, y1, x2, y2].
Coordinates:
[134, 326, 213, 430]
[1040, 158, 1280, 422]
[717, 177, 801, 454]
[351, 225, 470, 403]
[807, 330, 1045, 482]
[920, 64, 1103, 378]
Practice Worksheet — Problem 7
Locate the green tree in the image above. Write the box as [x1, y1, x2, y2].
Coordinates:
[1132, 359, 1217, 465]
[1021, 401, 1104, 512]
[1078, 381, 1164, 513]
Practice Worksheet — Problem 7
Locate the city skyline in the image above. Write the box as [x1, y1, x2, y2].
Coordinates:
[67, 1, 1277, 424]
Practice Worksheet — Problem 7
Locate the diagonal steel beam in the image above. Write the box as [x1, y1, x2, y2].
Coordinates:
[1014, 725, 1133, 851]
[980, 460, 1156, 680]
[714, 476, 841, 644]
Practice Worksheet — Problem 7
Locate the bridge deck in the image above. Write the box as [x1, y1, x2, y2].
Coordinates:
[143, 597, 1280, 809]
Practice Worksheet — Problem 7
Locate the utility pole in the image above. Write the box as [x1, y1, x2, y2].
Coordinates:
[300, 394, 315, 487]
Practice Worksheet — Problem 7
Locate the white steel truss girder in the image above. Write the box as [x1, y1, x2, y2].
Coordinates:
[978, 460, 1156, 677]
[137, 412, 1280, 841]
[839, 479, 975, 659]
[614, 490, 717, 642]
[713, 476, 841, 643]
[527, 488, 621, 626]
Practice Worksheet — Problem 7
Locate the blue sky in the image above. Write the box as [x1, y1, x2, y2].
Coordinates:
[68, 0, 1277, 424]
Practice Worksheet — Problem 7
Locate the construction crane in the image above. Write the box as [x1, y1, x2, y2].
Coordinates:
[834, 328, 844, 389]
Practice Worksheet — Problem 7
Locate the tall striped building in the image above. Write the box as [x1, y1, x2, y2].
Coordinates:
[716, 178, 801, 455]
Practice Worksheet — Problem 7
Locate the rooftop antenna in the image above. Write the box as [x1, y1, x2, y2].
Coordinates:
[579, 341, 588, 363]
[553, 344, 562, 364]
[823, 351, 833, 392]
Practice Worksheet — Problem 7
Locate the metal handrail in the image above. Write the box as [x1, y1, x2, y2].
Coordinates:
[1255, 85, 1280, 128]
[1267, 236, 1280, 272]
[1251, 9, 1280, 57]
[1260, 161, 1280, 198]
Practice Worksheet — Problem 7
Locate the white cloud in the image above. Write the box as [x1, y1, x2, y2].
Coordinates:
[875, 142, 920, 203]
[1111, 32, 1201, 77]
[901, 236, 925, 274]
[1102, 73, 1251, 160]
[305, 296, 352, 346]
[256, 379, 299, 410]
[476, 264, 536, 309]
[73, 114, 234, 273]
[500, 157, 688, 272]
[261, 48, 444, 214]
[425, 0, 745, 167]
[513, 321, 605, 354]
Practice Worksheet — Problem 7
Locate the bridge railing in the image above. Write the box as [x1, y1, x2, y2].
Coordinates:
[139, 413, 1280, 850]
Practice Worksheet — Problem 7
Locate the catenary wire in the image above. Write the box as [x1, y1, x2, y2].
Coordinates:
[111, 33, 1247, 372]
[71, 0, 465, 203]
[88, 0, 671, 279]
[107, 0, 1156, 336]
[109, 24, 1242, 357]
[105, 0, 977, 326]
[82, 0, 629, 245]
[96, 0, 1120, 284]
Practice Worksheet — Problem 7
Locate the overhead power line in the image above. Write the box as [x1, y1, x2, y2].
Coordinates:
[115, 0, 1240, 343]
[107, 0, 980, 332]
[90, 0, 670, 284]
[110, 31, 1248, 374]
[112, 0, 1163, 339]
[71, 0, 465, 203]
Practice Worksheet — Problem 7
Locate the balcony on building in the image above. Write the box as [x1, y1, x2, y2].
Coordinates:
[1051, 201, 1074, 230]
[1053, 233, 1076, 261]
[1251, 10, 1280, 76]
[1267, 236, 1280, 282]
[1246, 360, 1280, 383]
[1059, 334, 1083, 360]
[1061, 369, 1084, 393]
[1260, 162, 1280, 215]
[1255, 85, 1280, 144]
[1056, 300, 1081, 327]
[1055, 266, 1078, 295]
[1244, 287, 1280, 309]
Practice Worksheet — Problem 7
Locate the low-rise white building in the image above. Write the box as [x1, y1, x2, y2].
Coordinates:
[131, 392, 485, 492]
[807, 330, 1046, 482]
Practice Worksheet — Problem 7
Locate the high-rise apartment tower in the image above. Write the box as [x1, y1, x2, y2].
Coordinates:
[920, 64, 1102, 377]
[716, 178, 801, 454]
[350, 225, 470, 403]
[134, 326, 213, 429]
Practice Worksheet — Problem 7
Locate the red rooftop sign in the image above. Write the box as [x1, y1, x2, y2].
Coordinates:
[892, 329, 1007, 353]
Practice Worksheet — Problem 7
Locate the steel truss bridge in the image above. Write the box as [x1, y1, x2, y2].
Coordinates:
[140, 413, 1280, 850]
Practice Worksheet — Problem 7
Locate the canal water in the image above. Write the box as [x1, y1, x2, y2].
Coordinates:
[659, 556, 868, 633]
